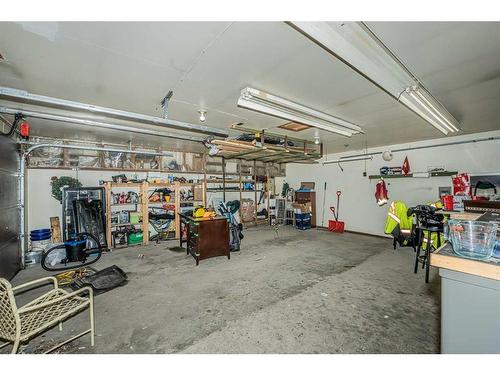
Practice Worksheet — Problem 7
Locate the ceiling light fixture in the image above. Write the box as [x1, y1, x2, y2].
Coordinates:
[323, 155, 373, 165]
[237, 87, 363, 137]
[288, 22, 461, 135]
[198, 110, 206, 122]
[314, 130, 320, 145]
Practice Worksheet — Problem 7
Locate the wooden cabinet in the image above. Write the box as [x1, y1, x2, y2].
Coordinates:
[179, 214, 230, 265]
[295, 191, 316, 227]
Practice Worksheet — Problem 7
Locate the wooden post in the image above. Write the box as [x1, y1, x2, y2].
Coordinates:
[239, 160, 242, 220]
[141, 181, 149, 245]
[104, 182, 112, 249]
[175, 181, 181, 239]
[62, 149, 69, 167]
[50, 217, 62, 243]
[222, 157, 226, 203]
[266, 164, 270, 226]
[202, 153, 207, 207]
[253, 160, 257, 224]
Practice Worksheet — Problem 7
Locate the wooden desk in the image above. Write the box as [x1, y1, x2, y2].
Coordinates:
[178, 213, 230, 265]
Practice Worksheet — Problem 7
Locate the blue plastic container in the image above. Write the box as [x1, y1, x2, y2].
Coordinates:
[31, 235, 51, 241]
[295, 213, 311, 221]
[30, 229, 51, 241]
[31, 234, 51, 241]
[31, 229, 51, 235]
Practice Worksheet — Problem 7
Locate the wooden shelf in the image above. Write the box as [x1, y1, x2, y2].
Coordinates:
[102, 180, 206, 248]
[430, 171, 458, 177]
[28, 165, 209, 174]
[148, 183, 175, 188]
[206, 179, 255, 183]
[108, 182, 143, 188]
[368, 171, 457, 180]
[111, 222, 141, 227]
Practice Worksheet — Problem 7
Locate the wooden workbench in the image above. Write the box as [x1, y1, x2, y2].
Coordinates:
[431, 243, 500, 281]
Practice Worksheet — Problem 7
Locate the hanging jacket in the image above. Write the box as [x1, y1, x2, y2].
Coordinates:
[420, 200, 445, 251]
[375, 178, 389, 206]
[385, 201, 414, 246]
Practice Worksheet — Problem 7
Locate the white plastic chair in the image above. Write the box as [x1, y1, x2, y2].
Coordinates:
[0, 276, 95, 354]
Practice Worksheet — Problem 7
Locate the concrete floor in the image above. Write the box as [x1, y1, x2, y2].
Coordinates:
[2, 226, 440, 354]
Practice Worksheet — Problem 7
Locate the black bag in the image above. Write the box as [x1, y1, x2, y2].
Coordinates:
[71, 265, 127, 295]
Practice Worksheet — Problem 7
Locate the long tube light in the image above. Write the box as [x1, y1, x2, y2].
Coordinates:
[288, 22, 461, 135]
[0, 106, 206, 143]
[237, 87, 363, 137]
[0, 87, 228, 137]
[323, 155, 373, 165]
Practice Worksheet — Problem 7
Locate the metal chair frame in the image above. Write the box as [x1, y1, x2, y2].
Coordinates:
[0, 276, 95, 354]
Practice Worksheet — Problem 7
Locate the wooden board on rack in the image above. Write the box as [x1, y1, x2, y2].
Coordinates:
[50, 217, 62, 243]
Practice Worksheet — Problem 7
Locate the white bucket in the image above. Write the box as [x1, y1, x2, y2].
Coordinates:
[30, 238, 52, 252]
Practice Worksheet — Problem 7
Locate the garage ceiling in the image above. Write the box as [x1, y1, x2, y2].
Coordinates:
[0, 21, 499, 153]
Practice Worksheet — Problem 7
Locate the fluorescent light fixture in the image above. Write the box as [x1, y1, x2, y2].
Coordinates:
[237, 87, 363, 137]
[323, 155, 373, 165]
[289, 22, 461, 135]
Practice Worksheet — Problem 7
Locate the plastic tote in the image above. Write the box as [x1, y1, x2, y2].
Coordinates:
[30, 228, 51, 241]
[448, 220, 498, 260]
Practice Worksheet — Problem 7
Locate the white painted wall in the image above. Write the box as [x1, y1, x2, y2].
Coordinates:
[282, 130, 500, 237]
[26, 163, 241, 234]
[27, 131, 500, 237]
[26, 169, 203, 234]
[27, 170, 141, 233]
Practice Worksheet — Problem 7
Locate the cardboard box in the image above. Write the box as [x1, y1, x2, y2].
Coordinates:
[194, 185, 204, 201]
[300, 182, 315, 190]
[292, 202, 311, 213]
